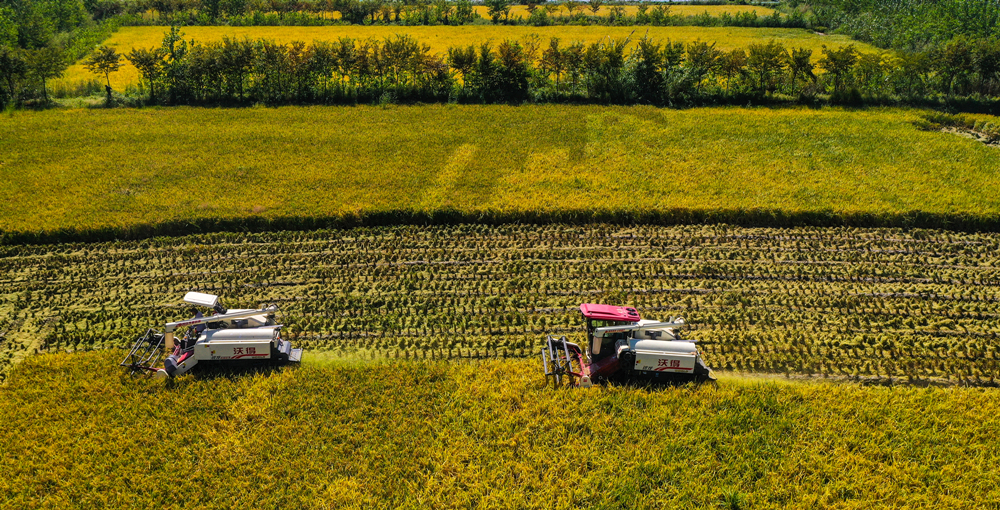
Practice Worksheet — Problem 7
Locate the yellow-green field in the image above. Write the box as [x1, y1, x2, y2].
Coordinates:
[55, 25, 866, 91]
[472, 3, 779, 18]
[1, 352, 998, 508]
[1, 105, 996, 236]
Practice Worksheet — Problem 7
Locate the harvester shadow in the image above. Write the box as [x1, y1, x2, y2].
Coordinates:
[607, 378, 719, 393]
[542, 377, 718, 392]
[162, 363, 296, 388]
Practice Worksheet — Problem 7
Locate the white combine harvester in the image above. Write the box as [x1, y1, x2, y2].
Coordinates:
[543, 303, 713, 386]
[120, 292, 302, 378]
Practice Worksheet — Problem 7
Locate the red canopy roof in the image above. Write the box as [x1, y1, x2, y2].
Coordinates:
[579, 303, 641, 322]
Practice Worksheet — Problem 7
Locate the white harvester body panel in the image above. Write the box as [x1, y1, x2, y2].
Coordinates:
[630, 339, 697, 354]
[629, 339, 698, 373]
[194, 327, 279, 361]
[633, 351, 697, 373]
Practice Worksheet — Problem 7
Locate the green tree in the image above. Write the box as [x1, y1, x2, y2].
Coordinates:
[974, 39, 1000, 94]
[447, 44, 476, 92]
[13, 5, 54, 49]
[453, 0, 473, 23]
[42, 0, 87, 32]
[540, 37, 564, 86]
[126, 47, 166, 102]
[0, 46, 27, 106]
[495, 39, 530, 101]
[719, 48, 746, 93]
[853, 51, 888, 97]
[433, 0, 453, 24]
[484, 0, 511, 23]
[85, 45, 122, 90]
[818, 44, 858, 94]
[630, 36, 664, 102]
[936, 37, 975, 95]
[524, 0, 544, 14]
[561, 40, 584, 87]
[588, 0, 602, 15]
[563, 0, 580, 16]
[27, 46, 67, 103]
[685, 40, 722, 90]
[746, 40, 787, 94]
[786, 47, 815, 91]
[0, 7, 18, 49]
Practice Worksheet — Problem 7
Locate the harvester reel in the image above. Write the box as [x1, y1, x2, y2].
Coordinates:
[542, 335, 585, 386]
[120, 328, 165, 377]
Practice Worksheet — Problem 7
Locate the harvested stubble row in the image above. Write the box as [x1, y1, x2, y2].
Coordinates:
[3, 223, 1000, 383]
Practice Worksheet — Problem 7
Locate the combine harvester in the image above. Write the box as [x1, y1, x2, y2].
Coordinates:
[543, 304, 713, 386]
[120, 292, 302, 379]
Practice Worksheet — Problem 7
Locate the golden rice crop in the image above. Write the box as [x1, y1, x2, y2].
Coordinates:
[0, 105, 996, 236]
[1, 351, 999, 508]
[54, 25, 868, 90]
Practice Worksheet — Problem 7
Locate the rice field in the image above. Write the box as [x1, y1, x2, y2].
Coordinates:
[471, 3, 779, 19]
[1, 351, 999, 508]
[54, 25, 866, 90]
[5, 224, 1000, 385]
[1, 105, 994, 238]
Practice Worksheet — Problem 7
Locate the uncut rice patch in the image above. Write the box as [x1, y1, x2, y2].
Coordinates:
[1, 105, 997, 235]
[1, 352, 998, 509]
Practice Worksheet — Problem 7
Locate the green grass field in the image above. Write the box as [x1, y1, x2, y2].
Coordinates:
[1, 351, 998, 509]
[1, 105, 997, 237]
[54, 25, 869, 91]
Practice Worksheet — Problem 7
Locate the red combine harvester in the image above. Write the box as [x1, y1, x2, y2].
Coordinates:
[542, 304, 713, 386]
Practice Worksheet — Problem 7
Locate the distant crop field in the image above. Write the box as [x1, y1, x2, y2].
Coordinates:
[471, 3, 780, 18]
[4, 224, 1000, 385]
[2, 105, 995, 237]
[290, 4, 780, 19]
[2, 352, 1000, 508]
[54, 25, 865, 90]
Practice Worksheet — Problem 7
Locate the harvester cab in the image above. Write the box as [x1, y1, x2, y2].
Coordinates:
[543, 304, 713, 386]
[120, 292, 302, 379]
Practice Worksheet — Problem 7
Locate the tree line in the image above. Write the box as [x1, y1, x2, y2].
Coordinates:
[100, 2, 809, 30]
[787, 0, 1000, 51]
[55, 30, 1000, 108]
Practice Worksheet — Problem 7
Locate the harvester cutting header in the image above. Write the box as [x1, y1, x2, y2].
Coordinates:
[543, 304, 713, 386]
[120, 292, 302, 378]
